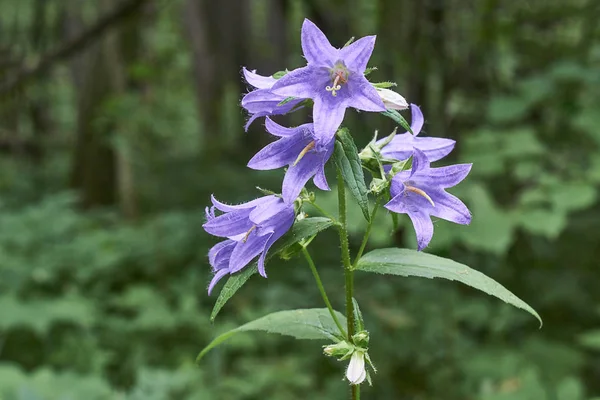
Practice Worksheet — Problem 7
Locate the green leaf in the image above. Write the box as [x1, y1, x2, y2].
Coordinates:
[210, 217, 335, 321]
[198, 308, 346, 362]
[356, 248, 542, 327]
[372, 81, 397, 89]
[381, 109, 413, 133]
[333, 129, 370, 221]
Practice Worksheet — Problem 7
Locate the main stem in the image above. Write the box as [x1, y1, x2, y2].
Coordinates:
[336, 167, 359, 400]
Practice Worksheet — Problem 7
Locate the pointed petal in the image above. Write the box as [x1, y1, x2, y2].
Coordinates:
[243, 67, 277, 89]
[241, 89, 284, 114]
[389, 178, 406, 199]
[244, 111, 268, 131]
[208, 269, 230, 295]
[346, 76, 386, 112]
[412, 137, 456, 162]
[247, 134, 309, 170]
[208, 239, 236, 269]
[380, 133, 414, 160]
[202, 209, 253, 237]
[408, 211, 434, 251]
[228, 232, 269, 273]
[271, 65, 325, 98]
[429, 190, 472, 225]
[249, 197, 290, 226]
[257, 218, 293, 277]
[340, 35, 376, 73]
[313, 164, 330, 190]
[312, 95, 347, 144]
[282, 152, 322, 203]
[211, 195, 266, 212]
[301, 19, 338, 65]
[417, 163, 472, 188]
[409, 104, 425, 135]
[410, 148, 431, 177]
[265, 118, 307, 137]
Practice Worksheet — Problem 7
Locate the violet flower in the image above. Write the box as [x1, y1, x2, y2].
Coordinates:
[378, 104, 455, 162]
[384, 149, 472, 251]
[241, 68, 304, 130]
[248, 117, 334, 203]
[271, 19, 386, 144]
[203, 194, 295, 294]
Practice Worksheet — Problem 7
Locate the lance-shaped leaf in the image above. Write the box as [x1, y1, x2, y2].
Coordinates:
[333, 128, 371, 221]
[381, 109, 413, 134]
[356, 248, 542, 327]
[198, 308, 347, 362]
[210, 217, 335, 321]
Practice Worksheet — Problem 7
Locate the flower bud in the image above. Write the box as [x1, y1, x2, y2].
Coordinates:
[376, 88, 408, 110]
[323, 340, 354, 358]
[346, 351, 367, 385]
[369, 178, 389, 195]
[352, 330, 370, 348]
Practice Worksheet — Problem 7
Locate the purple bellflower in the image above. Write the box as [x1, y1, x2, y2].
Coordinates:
[248, 117, 334, 203]
[241, 68, 304, 131]
[203, 194, 295, 294]
[384, 149, 472, 251]
[378, 104, 455, 162]
[271, 19, 386, 144]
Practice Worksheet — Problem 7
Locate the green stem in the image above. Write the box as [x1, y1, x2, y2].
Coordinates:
[352, 198, 381, 268]
[301, 247, 347, 337]
[336, 167, 359, 400]
[309, 202, 338, 223]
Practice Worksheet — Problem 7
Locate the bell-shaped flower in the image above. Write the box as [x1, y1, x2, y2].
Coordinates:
[384, 149, 472, 250]
[346, 351, 367, 385]
[271, 19, 386, 145]
[203, 194, 295, 294]
[247, 118, 334, 203]
[377, 104, 455, 162]
[241, 68, 304, 130]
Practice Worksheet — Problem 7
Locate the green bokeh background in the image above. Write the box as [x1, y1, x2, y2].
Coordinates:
[1, 0, 600, 399]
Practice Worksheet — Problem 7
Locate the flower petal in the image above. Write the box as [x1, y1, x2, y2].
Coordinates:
[282, 152, 322, 203]
[346, 351, 366, 385]
[202, 208, 254, 238]
[407, 211, 434, 251]
[249, 197, 291, 227]
[208, 269, 230, 295]
[257, 217, 293, 277]
[412, 136, 456, 162]
[340, 35, 376, 73]
[241, 89, 285, 114]
[410, 148, 431, 177]
[265, 118, 307, 137]
[428, 190, 472, 225]
[210, 195, 266, 212]
[409, 104, 425, 135]
[312, 95, 347, 144]
[271, 65, 324, 98]
[380, 133, 414, 160]
[243, 67, 277, 89]
[228, 231, 270, 273]
[345, 75, 386, 112]
[416, 163, 472, 188]
[208, 239, 236, 269]
[247, 134, 310, 170]
[301, 19, 338, 65]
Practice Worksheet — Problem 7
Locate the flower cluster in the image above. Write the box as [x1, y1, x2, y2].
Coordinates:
[203, 19, 472, 296]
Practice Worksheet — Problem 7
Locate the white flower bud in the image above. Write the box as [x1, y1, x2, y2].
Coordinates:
[346, 351, 366, 385]
[376, 88, 408, 110]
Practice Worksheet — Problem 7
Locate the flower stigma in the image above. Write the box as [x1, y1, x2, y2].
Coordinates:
[405, 185, 435, 207]
[242, 225, 257, 243]
[293, 140, 316, 166]
[326, 62, 349, 97]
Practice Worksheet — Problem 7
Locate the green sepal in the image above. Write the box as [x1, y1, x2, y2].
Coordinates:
[381, 109, 413, 134]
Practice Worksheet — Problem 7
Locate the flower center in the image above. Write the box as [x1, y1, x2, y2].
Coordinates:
[326, 62, 349, 97]
[405, 185, 435, 207]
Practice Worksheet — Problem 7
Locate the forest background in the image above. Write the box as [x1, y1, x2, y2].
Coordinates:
[1, 0, 600, 399]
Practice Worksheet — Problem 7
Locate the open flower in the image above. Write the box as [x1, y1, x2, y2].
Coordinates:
[377, 104, 455, 162]
[241, 68, 304, 130]
[384, 149, 472, 250]
[247, 118, 334, 203]
[346, 351, 367, 385]
[271, 19, 385, 144]
[203, 195, 295, 294]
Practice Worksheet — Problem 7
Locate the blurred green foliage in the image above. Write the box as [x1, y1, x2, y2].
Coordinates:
[1, 0, 600, 399]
